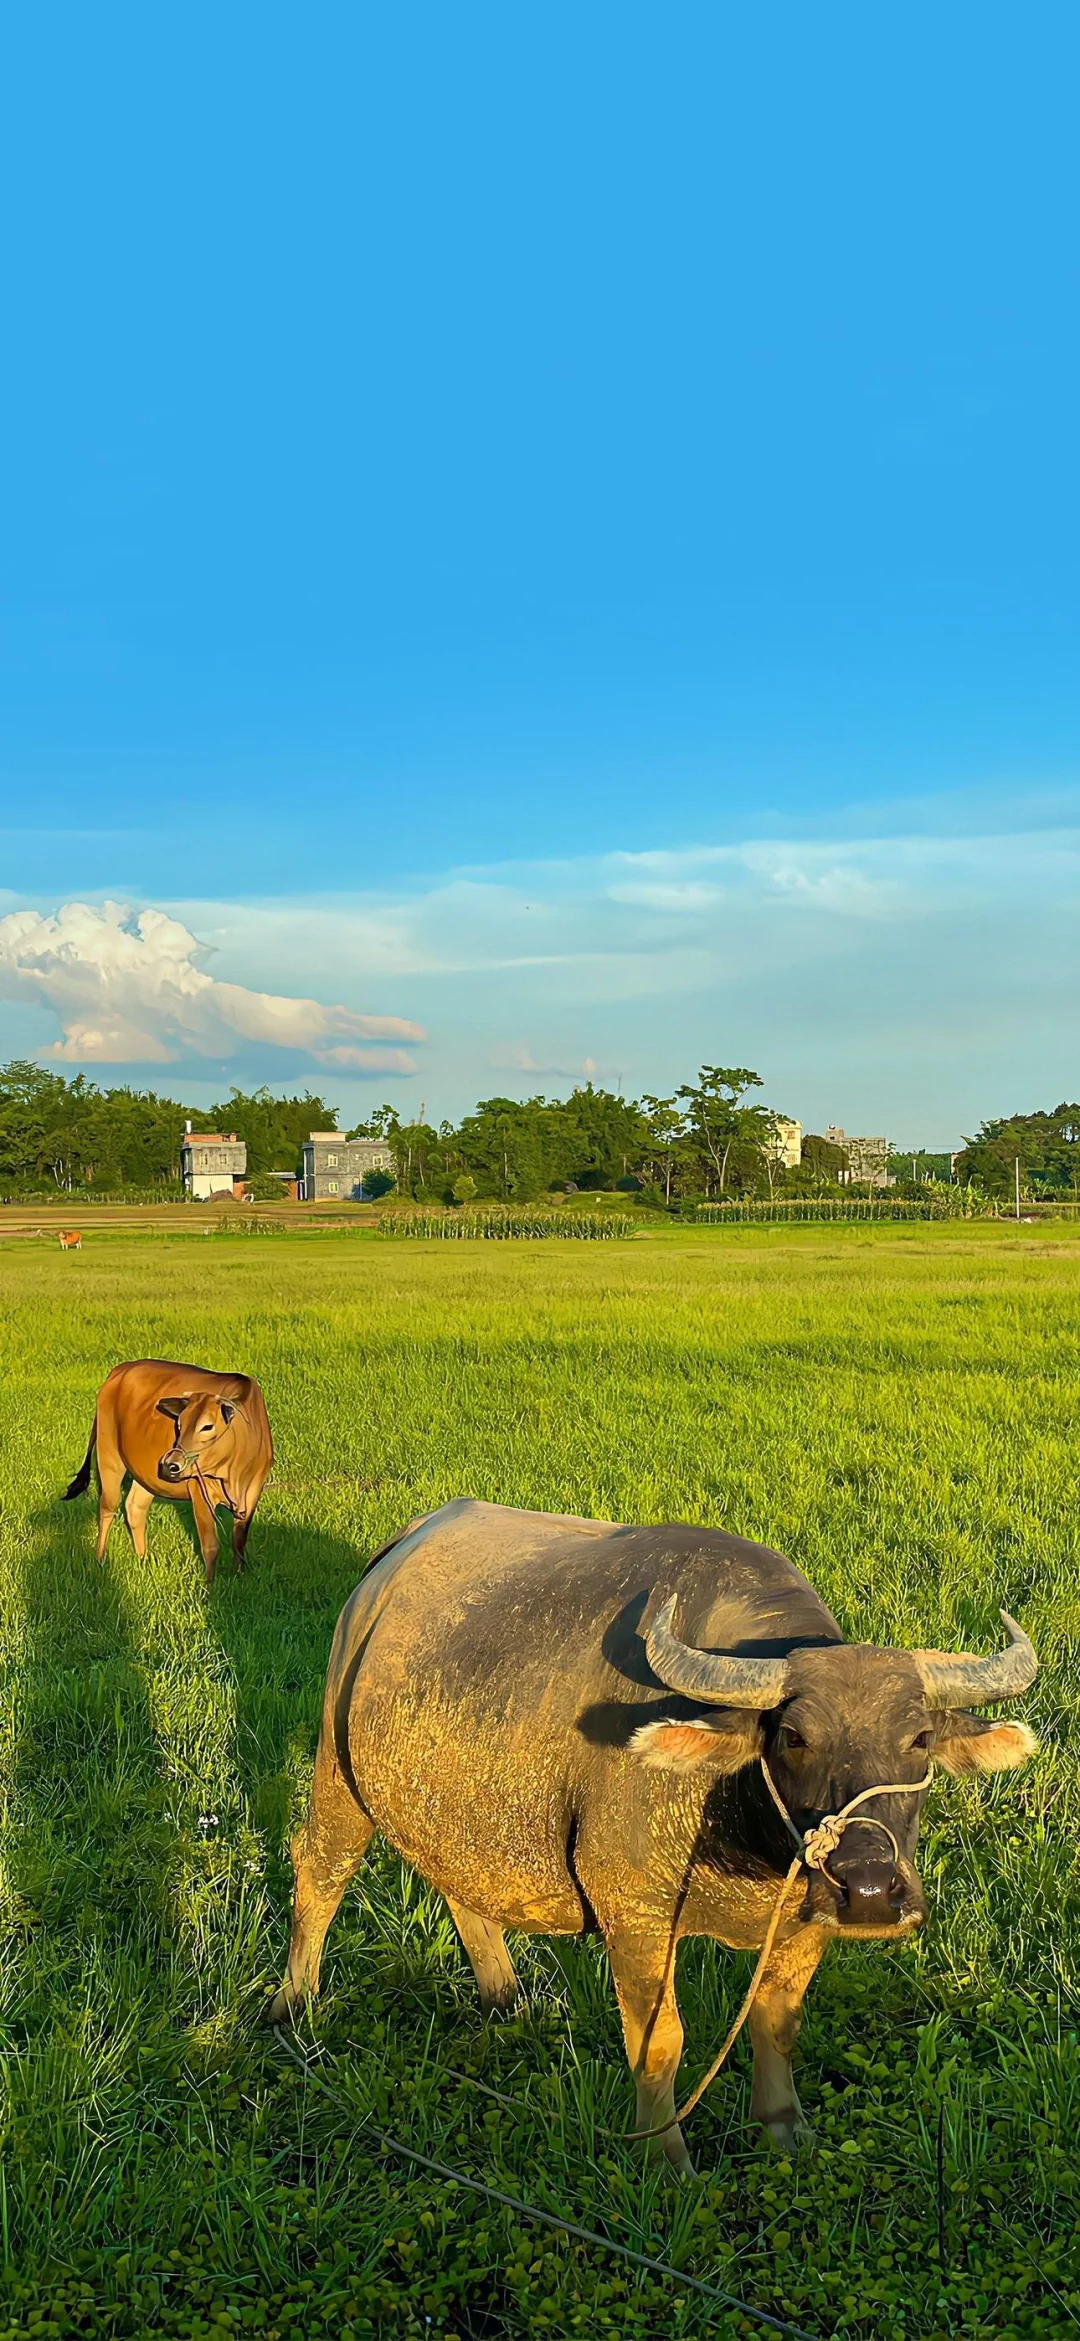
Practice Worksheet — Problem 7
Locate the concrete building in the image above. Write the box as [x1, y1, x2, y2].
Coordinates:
[181, 1130, 248, 1199]
[825, 1127, 892, 1188]
[300, 1131, 396, 1201]
[771, 1116, 802, 1170]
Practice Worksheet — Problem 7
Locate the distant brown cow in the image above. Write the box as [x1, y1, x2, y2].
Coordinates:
[58, 1230, 82, 1250]
[63, 1360, 273, 1581]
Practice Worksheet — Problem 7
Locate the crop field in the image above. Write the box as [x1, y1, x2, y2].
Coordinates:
[0, 1226, 1078, 2341]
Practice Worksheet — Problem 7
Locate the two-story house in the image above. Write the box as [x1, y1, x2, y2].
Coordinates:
[180, 1129, 248, 1199]
[300, 1131, 396, 1201]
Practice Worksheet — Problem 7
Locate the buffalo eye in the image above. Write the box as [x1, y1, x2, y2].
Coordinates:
[199, 1422, 214, 1434]
[911, 1728, 933, 1751]
[778, 1725, 806, 1751]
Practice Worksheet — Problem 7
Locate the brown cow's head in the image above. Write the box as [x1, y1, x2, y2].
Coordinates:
[156, 1393, 244, 1485]
[632, 1601, 1038, 1937]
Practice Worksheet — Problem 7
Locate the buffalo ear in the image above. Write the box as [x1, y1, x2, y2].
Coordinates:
[934, 1710, 1039, 1775]
[630, 1712, 764, 1776]
[155, 1396, 190, 1421]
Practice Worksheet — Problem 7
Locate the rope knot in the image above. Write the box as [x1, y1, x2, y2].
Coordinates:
[801, 1814, 846, 1871]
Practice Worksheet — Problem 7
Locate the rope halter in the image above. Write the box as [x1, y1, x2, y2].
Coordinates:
[758, 1755, 931, 1880]
[171, 1446, 239, 1518]
[626, 1754, 932, 2141]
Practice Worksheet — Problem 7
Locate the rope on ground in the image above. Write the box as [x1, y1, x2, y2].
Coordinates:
[272, 2024, 818, 2341]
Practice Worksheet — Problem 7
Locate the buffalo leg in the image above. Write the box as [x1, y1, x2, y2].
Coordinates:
[446, 1897, 521, 2013]
[606, 1929, 692, 2178]
[747, 1926, 826, 2150]
[189, 1485, 221, 1583]
[268, 1742, 373, 2025]
[231, 1511, 251, 1573]
[124, 1482, 154, 1560]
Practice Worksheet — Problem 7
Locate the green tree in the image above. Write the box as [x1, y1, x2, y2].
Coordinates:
[954, 1106, 1080, 1199]
[638, 1095, 693, 1202]
[454, 1097, 552, 1198]
[554, 1085, 651, 1189]
[205, 1087, 339, 1176]
[674, 1065, 779, 1197]
[786, 1132, 849, 1195]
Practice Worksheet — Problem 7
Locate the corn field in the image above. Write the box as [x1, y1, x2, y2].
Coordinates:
[378, 1207, 637, 1239]
[688, 1195, 994, 1223]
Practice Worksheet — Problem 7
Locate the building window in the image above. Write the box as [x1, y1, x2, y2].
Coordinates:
[326, 1152, 338, 1167]
[326, 1180, 338, 1194]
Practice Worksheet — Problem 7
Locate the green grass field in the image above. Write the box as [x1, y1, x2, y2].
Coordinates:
[0, 1227, 1077, 2340]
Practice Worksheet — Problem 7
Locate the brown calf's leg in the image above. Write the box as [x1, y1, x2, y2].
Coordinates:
[189, 1484, 221, 1583]
[606, 1928, 693, 2178]
[233, 1469, 267, 1572]
[445, 1897, 521, 2013]
[268, 1740, 374, 2025]
[124, 1482, 154, 1560]
[95, 1439, 125, 1563]
[747, 1924, 827, 2151]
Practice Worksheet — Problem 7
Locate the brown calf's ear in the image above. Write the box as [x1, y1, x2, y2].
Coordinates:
[155, 1396, 191, 1421]
[630, 1712, 764, 1776]
[934, 1710, 1039, 1775]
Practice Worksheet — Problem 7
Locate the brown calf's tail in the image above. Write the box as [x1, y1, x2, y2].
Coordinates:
[62, 1422, 97, 1500]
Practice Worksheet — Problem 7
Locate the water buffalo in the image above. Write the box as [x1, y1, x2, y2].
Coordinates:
[63, 1359, 273, 1581]
[271, 1499, 1038, 2173]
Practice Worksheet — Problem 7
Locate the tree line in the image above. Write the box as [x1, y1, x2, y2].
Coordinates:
[0, 1063, 339, 1197]
[0, 1054, 1074, 1204]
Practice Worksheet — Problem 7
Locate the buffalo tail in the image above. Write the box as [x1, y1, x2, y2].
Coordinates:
[62, 1422, 96, 1500]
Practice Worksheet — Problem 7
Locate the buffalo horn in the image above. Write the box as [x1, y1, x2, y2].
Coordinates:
[645, 1595, 791, 1707]
[912, 1611, 1038, 1706]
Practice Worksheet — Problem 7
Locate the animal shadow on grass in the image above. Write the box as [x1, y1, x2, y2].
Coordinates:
[5, 1498, 193, 2269]
[4, 1495, 408, 2261]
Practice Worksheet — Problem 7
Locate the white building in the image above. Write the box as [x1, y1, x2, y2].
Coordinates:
[771, 1116, 802, 1170]
[180, 1130, 247, 1199]
[300, 1131, 396, 1201]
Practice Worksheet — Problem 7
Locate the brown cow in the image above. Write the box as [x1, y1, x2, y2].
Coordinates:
[58, 1230, 82, 1250]
[63, 1360, 273, 1580]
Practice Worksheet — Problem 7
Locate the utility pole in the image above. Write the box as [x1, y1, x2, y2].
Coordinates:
[1015, 1155, 1021, 1221]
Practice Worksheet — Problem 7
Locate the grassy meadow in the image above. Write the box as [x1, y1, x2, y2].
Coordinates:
[0, 1224, 1078, 2340]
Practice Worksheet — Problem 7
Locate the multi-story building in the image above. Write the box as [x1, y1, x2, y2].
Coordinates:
[771, 1116, 802, 1170]
[825, 1126, 891, 1188]
[180, 1129, 248, 1199]
[300, 1131, 396, 1201]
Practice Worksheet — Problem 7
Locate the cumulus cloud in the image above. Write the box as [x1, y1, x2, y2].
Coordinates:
[0, 900, 424, 1069]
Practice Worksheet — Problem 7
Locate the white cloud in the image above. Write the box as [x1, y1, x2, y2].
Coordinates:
[3, 811, 1079, 1137]
[489, 1043, 600, 1078]
[0, 900, 424, 1069]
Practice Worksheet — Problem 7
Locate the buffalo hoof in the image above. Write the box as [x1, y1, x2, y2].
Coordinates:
[479, 1981, 522, 2017]
[651, 2142, 696, 2182]
[762, 2107, 815, 2153]
[266, 1983, 303, 2027]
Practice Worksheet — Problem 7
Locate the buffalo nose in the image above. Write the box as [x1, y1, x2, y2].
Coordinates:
[160, 1457, 181, 1481]
[831, 1859, 906, 1927]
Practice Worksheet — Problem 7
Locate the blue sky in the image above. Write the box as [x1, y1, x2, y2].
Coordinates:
[1, 4, 1077, 1141]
